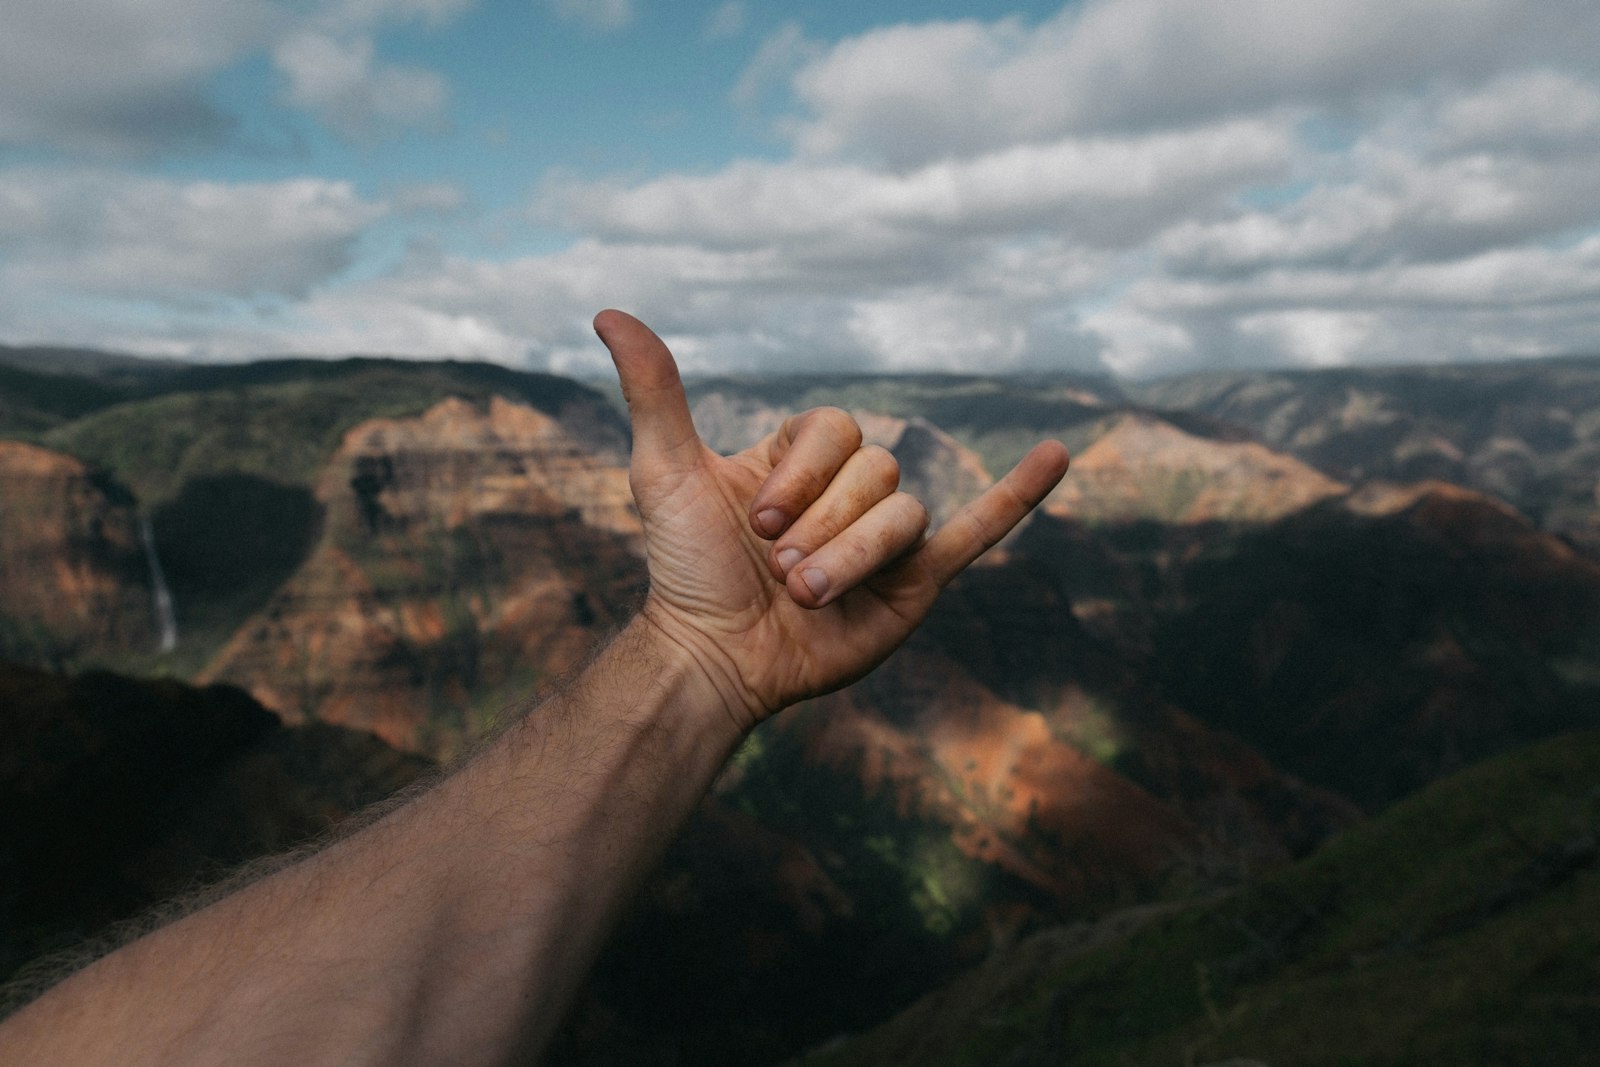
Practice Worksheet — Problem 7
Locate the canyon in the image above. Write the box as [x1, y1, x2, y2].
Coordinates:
[1, 345, 1598, 1062]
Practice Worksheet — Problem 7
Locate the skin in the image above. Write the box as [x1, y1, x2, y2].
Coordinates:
[0, 310, 1070, 1066]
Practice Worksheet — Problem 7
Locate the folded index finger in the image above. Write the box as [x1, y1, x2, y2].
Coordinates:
[918, 440, 1070, 588]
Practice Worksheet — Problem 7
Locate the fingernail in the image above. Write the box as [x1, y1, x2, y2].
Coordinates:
[800, 567, 829, 601]
[776, 548, 805, 575]
[755, 508, 786, 536]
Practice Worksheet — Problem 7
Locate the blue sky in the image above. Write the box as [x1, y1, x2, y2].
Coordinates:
[4, 0, 1600, 377]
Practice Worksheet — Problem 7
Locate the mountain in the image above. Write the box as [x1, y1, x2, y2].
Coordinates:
[794, 726, 1600, 1066]
[0, 343, 181, 381]
[27, 360, 626, 678]
[201, 396, 645, 754]
[0, 441, 157, 666]
[1047, 412, 1347, 525]
[1129, 479, 1600, 811]
[1134, 356, 1600, 555]
[41, 357, 624, 510]
[2, 349, 1598, 1063]
[0, 363, 136, 437]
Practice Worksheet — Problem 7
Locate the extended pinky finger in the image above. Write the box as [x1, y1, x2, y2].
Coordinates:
[785, 492, 930, 609]
[920, 440, 1070, 587]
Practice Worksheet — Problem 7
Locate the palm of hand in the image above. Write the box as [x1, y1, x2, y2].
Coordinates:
[634, 444, 934, 725]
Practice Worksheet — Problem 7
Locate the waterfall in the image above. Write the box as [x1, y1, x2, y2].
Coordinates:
[138, 514, 179, 653]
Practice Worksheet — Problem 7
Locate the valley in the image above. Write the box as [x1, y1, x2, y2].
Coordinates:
[2, 343, 1597, 1062]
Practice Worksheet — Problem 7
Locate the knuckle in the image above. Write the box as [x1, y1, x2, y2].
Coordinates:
[808, 406, 862, 449]
[857, 444, 901, 489]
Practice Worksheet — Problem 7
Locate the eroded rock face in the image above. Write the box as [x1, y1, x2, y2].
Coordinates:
[1133, 360, 1600, 557]
[0, 441, 156, 665]
[203, 397, 646, 754]
[763, 651, 1194, 903]
[1049, 413, 1348, 525]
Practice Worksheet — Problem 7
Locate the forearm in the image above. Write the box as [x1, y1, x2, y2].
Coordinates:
[1, 616, 745, 1066]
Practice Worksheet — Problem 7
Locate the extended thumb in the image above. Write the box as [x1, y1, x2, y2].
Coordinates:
[593, 309, 701, 471]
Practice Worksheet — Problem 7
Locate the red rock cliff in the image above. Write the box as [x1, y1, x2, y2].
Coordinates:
[0, 440, 156, 664]
[202, 397, 645, 754]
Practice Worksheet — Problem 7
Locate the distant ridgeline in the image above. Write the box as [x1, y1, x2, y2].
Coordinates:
[2, 344, 1598, 1063]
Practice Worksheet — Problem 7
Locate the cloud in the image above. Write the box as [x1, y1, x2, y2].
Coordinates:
[0, 170, 388, 301]
[731, 22, 817, 111]
[539, 119, 1293, 253]
[1093, 230, 1600, 376]
[1429, 70, 1600, 156]
[514, 117, 1292, 373]
[546, 0, 634, 33]
[1158, 147, 1600, 275]
[9, 0, 1600, 381]
[273, 32, 450, 140]
[326, 0, 473, 28]
[781, 0, 1600, 167]
[0, 0, 468, 155]
[0, 0, 276, 155]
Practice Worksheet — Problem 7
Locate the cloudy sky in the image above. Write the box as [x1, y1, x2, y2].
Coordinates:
[4, 0, 1600, 377]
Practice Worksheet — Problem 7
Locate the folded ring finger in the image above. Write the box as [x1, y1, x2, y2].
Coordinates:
[784, 491, 930, 609]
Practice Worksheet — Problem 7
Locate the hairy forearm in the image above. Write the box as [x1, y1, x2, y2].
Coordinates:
[1, 616, 745, 1066]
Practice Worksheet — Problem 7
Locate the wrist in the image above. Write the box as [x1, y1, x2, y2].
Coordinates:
[632, 596, 767, 738]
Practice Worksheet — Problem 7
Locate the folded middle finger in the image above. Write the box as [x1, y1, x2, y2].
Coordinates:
[768, 444, 901, 582]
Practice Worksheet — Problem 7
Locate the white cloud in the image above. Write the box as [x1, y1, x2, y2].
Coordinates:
[1431, 70, 1600, 156]
[546, 0, 634, 33]
[0, 0, 278, 154]
[785, 16, 1040, 165]
[731, 22, 816, 111]
[1096, 231, 1600, 375]
[0, 0, 468, 154]
[780, 0, 1600, 167]
[9, 0, 1600, 380]
[0, 170, 387, 301]
[540, 119, 1293, 253]
[273, 32, 450, 140]
[1236, 309, 1382, 369]
[1159, 147, 1600, 275]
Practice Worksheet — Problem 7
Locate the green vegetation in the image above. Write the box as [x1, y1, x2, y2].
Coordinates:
[1052, 694, 1126, 766]
[46, 370, 475, 506]
[0, 361, 135, 435]
[721, 712, 1052, 990]
[24, 355, 613, 506]
[803, 728, 1600, 1066]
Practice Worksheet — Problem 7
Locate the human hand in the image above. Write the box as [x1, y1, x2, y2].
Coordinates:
[595, 310, 1069, 734]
